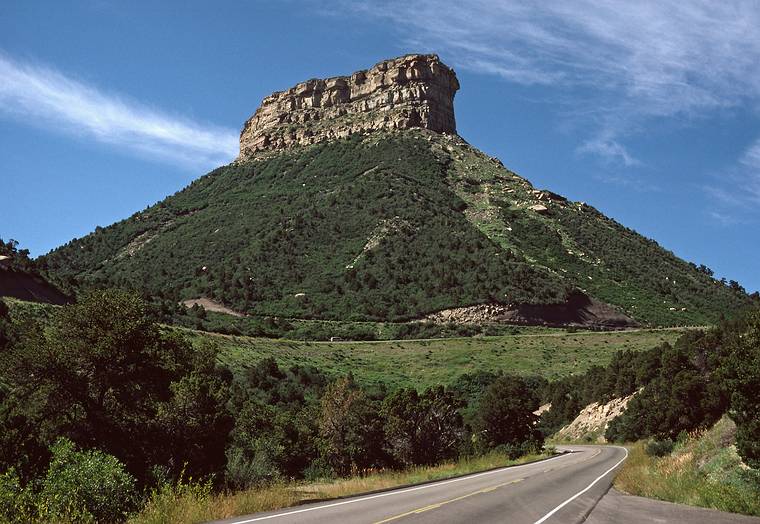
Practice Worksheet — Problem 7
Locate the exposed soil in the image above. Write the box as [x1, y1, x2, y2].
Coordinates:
[181, 297, 245, 317]
[425, 291, 637, 329]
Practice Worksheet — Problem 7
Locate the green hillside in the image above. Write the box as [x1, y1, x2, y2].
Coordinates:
[195, 327, 686, 390]
[39, 129, 749, 326]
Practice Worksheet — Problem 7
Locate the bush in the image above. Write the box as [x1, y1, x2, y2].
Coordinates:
[645, 439, 675, 457]
[493, 441, 543, 460]
[37, 438, 136, 523]
[0, 468, 35, 523]
[224, 439, 284, 489]
[475, 375, 542, 455]
[303, 457, 335, 482]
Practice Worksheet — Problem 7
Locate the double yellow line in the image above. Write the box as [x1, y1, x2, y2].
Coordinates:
[374, 478, 525, 523]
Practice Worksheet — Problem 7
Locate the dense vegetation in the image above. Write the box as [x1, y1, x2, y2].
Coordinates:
[0, 239, 35, 273]
[2, 290, 758, 521]
[37, 130, 752, 326]
[39, 133, 566, 322]
[538, 309, 760, 473]
[0, 291, 544, 522]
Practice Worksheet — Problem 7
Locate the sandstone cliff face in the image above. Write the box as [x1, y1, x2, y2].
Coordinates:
[238, 54, 459, 159]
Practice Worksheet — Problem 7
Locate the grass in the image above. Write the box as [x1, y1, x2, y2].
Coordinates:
[129, 450, 551, 524]
[183, 326, 686, 389]
[3, 297, 687, 389]
[615, 416, 760, 516]
[5, 296, 686, 389]
[176, 308, 571, 341]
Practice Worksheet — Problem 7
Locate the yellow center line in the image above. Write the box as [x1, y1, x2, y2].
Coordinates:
[373, 478, 524, 524]
[541, 448, 602, 474]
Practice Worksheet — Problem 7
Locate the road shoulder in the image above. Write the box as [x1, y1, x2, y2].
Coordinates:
[585, 488, 760, 523]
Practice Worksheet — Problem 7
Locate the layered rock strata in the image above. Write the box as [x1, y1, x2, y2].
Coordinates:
[238, 54, 459, 159]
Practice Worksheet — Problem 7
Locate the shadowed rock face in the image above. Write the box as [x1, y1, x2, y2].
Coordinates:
[0, 269, 70, 305]
[426, 291, 638, 329]
[238, 54, 459, 159]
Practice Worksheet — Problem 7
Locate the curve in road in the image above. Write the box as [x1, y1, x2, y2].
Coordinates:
[214, 445, 627, 524]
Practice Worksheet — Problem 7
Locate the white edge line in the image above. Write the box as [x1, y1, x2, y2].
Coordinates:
[532, 446, 629, 524]
[227, 451, 574, 523]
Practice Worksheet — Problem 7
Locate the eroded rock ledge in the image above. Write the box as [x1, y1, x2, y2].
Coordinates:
[238, 54, 459, 159]
[424, 291, 638, 329]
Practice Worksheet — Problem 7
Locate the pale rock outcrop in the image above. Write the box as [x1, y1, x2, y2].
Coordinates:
[238, 54, 459, 159]
[423, 292, 637, 329]
[529, 204, 549, 214]
[554, 393, 636, 443]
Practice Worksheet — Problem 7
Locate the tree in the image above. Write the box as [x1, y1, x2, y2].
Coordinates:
[0, 239, 33, 272]
[0, 290, 195, 481]
[725, 310, 760, 468]
[318, 377, 386, 476]
[606, 342, 727, 442]
[154, 343, 233, 480]
[225, 400, 284, 488]
[475, 375, 542, 456]
[382, 386, 464, 466]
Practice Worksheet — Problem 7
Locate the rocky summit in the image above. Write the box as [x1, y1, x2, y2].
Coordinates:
[238, 54, 459, 159]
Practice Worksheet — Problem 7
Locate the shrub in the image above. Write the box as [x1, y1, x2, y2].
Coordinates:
[645, 439, 675, 457]
[225, 439, 283, 489]
[0, 468, 35, 523]
[37, 438, 136, 523]
[303, 457, 335, 482]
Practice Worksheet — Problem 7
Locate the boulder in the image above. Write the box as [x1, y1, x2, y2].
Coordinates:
[529, 204, 549, 214]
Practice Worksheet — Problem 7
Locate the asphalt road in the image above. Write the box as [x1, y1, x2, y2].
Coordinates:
[586, 488, 760, 523]
[215, 445, 629, 524]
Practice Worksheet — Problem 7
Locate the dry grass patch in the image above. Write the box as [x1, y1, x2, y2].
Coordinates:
[614, 417, 760, 516]
[130, 451, 550, 524]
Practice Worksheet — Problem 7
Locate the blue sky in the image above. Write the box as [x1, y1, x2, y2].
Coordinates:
[2, 1, 758, 292]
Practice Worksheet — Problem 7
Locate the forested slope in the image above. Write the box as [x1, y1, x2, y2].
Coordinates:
[39, 130, 750, 325]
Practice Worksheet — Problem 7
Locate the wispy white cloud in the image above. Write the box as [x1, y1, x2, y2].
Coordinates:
[737, 139, 760, 205]
[342, 0, 760, 168]
[348, 1, 760, 113]
[708, 210, 744, 226]
[577, 133, 640, 167]
[704, 137, 760, 222]
[0, 52, 238, 169]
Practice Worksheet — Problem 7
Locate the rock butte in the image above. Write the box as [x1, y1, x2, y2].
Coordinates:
[238, 54, 459, 159]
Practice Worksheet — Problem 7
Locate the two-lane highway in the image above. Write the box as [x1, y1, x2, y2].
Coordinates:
[215, 445, 627, 524]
